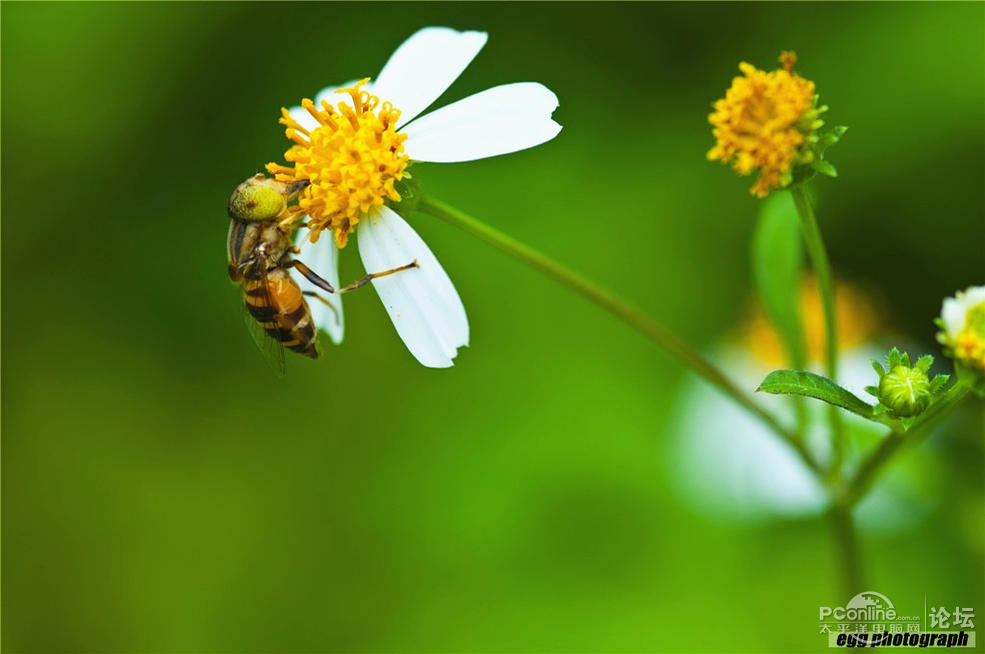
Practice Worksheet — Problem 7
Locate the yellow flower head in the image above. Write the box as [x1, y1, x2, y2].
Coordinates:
[707, 52, 826, 198]
[267, 79, 410, 247]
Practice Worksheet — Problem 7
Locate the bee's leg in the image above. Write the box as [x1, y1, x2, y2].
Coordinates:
[302, 291, 340, 324]
[235, 256, 258, 277]
[335, 261, 419, 294]
[285, 180, 310, 201]
[288, 259, 419, 295]
[288, 260, 338, 293]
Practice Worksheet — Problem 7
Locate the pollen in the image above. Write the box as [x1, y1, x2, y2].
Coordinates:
[955, 303, 985, 372]
[707, 53, 817, 198]
[267, 79, 409, 247]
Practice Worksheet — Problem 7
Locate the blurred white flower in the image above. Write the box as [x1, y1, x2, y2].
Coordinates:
[667, 277, 936, 531]
[268, 27, 562, 367]
[937, 285, 985, 375]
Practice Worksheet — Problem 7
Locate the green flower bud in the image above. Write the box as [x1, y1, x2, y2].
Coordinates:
[879, 365, 931, 418]
[865, 348, 949, 420]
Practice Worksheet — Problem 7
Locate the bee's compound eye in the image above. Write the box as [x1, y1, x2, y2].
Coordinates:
[228, 176, 287, 221]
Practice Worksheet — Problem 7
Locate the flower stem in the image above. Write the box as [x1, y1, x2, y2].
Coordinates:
[828, 504, 864, 596]
[841, 381, 972, 507]
[790, 185, 843, 474]
[418, 195, 821, 475]
[790, 186, 838, 379]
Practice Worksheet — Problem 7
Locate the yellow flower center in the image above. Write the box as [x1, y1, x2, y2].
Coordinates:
[955, 302, 985, 372]
[267, 79, 409, 247]
[707, 53, 816, 198]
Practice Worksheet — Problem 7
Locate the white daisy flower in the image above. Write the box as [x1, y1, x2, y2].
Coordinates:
[266, 27, 562, 367]
[937, 285, 985, 374]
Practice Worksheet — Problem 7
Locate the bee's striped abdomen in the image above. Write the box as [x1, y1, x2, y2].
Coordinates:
[243, 270, 319, 359]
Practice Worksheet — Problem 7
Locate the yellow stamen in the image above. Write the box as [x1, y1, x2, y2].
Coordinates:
[779, 51, 797, 73]
[267, 78, 409, 247]
[955, 303, 985, 372]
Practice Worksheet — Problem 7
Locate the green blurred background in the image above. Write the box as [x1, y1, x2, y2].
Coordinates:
[2, 2, 983, 652]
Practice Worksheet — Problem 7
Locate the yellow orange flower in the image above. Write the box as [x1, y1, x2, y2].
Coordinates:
[707, 53, 821, 197]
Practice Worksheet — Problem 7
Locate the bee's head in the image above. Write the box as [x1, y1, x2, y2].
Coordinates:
[227, 174, 287, 222]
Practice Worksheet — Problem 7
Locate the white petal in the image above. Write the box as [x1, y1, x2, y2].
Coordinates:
[357, 206, 468, 368]
[943, 285, 985, 339]
[371, 27, 487, 128]
[291, 228, 344, 344]
[962, 285, 985, 310]
[402, 83, 561, 163]
[941, 297, 965, 339]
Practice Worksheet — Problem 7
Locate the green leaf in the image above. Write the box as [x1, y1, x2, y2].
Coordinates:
[888, 347, 903, 369]
[817, 126, 848, 152]
[757, 369, 876, 419]
[752, 193, 806, 369]
[813, 160, 838, 177]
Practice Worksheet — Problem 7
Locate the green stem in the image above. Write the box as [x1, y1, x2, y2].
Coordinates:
[828, 504, 864, 596]
[790, 186, 838, 378]
[418, 195, 822, 476]
[842, 382, 971, 507]
[790, 185, 843, 475]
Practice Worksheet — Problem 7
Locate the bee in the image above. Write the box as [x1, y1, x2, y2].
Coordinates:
[226, 174, 416, 373]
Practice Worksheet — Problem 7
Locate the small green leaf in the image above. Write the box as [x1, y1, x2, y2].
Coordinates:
[864, 385, 879, 397]
[915, 354, 934, 373]
[752, 194, 806, 369]
[817, 126, 848, 152]
[871, 360, 886, 378]
[757, 369, 875, 419]
[813, 160, 838, 177]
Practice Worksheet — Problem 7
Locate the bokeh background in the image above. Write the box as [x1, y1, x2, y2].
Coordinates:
[3, 3, 983, 652]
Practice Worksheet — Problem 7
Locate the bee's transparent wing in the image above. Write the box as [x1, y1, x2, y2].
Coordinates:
[240, 277, 287, 376]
